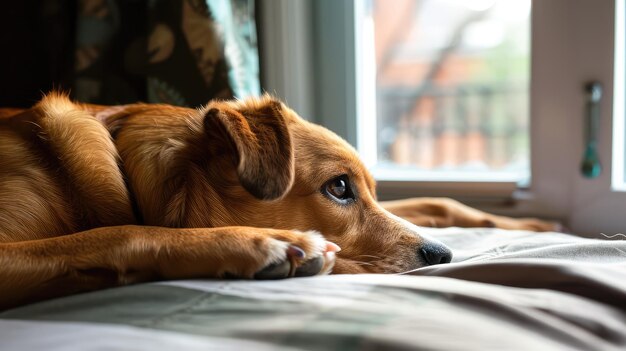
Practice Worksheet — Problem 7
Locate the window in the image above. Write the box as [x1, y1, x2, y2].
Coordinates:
[261, 0, 626, 234]
[357, 0, 531, 184]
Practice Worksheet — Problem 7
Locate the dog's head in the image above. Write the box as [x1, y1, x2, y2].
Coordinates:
[195, 95, 452, 273]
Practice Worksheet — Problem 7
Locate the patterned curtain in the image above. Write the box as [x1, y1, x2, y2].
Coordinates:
[0, 0, 260, 107]
[0, 0, 260, 108]
[74, 0, 260, 106]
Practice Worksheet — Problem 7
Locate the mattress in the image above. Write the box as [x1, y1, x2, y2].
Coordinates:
[1, 228, 625, 351]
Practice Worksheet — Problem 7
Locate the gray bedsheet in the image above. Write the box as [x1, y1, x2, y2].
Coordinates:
[1, 228, 625, 351]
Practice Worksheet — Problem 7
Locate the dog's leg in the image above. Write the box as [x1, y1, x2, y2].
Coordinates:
[0, 225, 337, 309]
[380, 197, 561, 232]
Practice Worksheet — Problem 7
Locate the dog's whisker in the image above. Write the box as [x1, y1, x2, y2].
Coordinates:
[352, 254, 382, 260]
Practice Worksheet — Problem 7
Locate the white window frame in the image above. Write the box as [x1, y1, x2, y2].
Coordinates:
[526, 0, 626, 235]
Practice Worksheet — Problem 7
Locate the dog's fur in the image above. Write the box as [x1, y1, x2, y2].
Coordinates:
[0, 93, 557, 309]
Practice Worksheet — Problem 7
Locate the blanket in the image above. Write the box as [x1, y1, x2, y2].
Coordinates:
[2, 228, 625, 351]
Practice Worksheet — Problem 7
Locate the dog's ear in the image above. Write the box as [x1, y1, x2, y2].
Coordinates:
[203, 98, 294, 200]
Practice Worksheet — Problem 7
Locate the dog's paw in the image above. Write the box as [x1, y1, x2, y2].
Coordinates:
[152, 227, 339, 281]
[252, 230, 339, 280]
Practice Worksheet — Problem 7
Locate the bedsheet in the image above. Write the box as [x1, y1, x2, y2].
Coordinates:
[2, 228, 625, 351]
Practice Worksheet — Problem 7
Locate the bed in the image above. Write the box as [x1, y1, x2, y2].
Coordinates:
[1, 228, 625, 350]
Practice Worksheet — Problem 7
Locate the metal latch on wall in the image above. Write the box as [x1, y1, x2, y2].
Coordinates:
[581, 81, 602, 178]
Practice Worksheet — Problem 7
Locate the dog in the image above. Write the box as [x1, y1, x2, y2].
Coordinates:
[0, 93, 558, 309]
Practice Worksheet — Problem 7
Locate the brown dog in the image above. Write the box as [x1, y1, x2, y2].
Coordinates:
[0, 93, 557, 309]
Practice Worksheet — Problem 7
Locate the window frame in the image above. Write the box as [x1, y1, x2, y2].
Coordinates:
[527, 0, 626, 235]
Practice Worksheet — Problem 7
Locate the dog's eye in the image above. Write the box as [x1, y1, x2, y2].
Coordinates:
[329, 178, 347, 198]
[323, 175, 355, 204]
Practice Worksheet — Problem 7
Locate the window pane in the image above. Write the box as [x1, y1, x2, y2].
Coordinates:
[370, 0, 531, 182]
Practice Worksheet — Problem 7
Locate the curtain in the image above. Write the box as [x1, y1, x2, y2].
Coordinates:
[0, 0, 260, 107]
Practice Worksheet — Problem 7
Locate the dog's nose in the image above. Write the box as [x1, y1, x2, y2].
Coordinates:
[419, 241, 453, 266]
